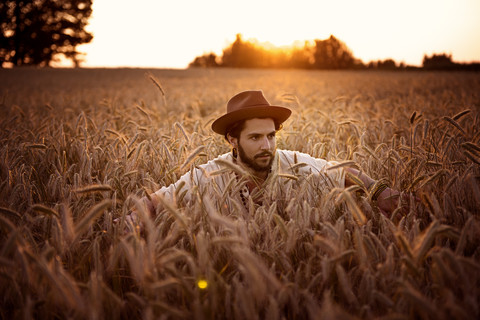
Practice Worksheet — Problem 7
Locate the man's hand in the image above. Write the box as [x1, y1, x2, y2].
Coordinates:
[113, 210, 143, 234]
[114, 195, 157, 234]
[344, 167, 404, 217]
[376, 187, 400, 216]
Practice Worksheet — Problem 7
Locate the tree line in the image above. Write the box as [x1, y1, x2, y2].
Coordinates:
[190, 34, 480, 71]
[1, 1, 478, 71]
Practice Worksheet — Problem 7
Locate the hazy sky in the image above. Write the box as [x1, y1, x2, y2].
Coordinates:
[73, 0, 480, 69]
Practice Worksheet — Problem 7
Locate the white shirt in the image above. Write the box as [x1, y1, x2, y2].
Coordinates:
[153, 149, 345, 216]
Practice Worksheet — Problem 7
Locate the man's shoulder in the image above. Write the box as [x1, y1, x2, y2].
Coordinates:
[199, 152, 232, 170]
[277, 149, 317, 162]
[275, 150, 344, 187]
[175, 152, 232, 185]
[276, 149, 337, 171]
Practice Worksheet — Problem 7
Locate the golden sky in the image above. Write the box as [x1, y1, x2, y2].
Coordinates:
[72, 0, 480, 68]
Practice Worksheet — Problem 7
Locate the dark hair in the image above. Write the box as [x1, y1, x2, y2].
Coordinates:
[224, 118, 283, 141]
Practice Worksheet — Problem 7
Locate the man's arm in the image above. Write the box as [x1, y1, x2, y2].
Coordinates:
[120, 193, 161, 233]
[344, 167, 400, 216]
[122, 167, 199, 231]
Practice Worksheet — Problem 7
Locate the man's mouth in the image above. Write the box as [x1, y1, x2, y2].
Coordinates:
[255, 152, 272, 159]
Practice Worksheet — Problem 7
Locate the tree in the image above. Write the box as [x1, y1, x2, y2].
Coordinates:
[221, 34, 264, 68]
[188, 34, 366, 70]
[422, 53, 456, 70]
[312, 35, 361, 69]
[377, 59, 397, 70]
[0, 0, 93, 67]
[289, 41, 314, 69]
[189, 52, 219, 68]
[217, 34, 311, 69]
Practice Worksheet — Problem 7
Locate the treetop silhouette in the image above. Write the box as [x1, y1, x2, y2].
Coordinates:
[191, 33, 362, 70]
[190, 33, 479, 71]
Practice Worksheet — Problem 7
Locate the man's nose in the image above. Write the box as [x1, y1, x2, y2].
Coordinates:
[260, 137, 271, 149]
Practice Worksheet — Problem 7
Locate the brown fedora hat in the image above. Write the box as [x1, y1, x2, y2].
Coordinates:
[211, 90, 291, 135]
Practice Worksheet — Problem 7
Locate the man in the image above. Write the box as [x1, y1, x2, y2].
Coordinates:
[128, 90, 399, 226]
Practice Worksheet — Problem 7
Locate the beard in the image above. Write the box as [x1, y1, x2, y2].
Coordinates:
[237, 143, 274, 173]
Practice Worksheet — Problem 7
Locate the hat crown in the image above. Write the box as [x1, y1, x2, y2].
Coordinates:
[227, 90, 270, 113]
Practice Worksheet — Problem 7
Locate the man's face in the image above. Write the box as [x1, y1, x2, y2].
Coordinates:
[235, 118, 276, 173]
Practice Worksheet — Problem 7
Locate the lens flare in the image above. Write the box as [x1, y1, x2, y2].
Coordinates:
[197, 279, 208, 289]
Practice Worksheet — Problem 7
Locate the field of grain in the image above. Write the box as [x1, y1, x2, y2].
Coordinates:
[1, 67, 479, 319]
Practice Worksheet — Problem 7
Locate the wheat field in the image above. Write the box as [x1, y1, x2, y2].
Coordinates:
[1, 68, 479, 319]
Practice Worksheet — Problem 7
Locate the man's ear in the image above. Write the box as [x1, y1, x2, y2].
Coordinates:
[227, 133, 237, 148]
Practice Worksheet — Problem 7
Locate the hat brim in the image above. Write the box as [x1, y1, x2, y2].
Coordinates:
[211, 105, 291, 135]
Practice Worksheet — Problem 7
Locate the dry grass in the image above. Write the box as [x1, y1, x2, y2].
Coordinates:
[1, 67, 479, 319]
